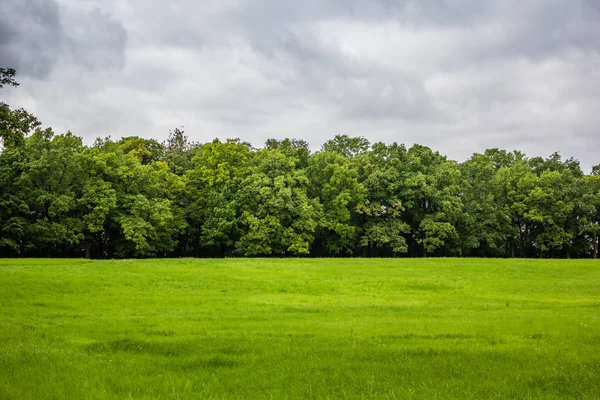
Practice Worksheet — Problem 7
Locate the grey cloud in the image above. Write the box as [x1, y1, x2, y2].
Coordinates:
[61, 7, 127, 71]
[331, 76, 444, 122]
[116, 1, 232, 48]
[200, 0, 600, 128]
[226, 0, 600, 68]
[4, 0, 600, 172]
[0, 0, 127, 79]
[494, 1, 600, 60]
[0, 0, 62, 78]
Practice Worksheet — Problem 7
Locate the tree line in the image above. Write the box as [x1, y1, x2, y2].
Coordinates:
[1, 68, 599, 259]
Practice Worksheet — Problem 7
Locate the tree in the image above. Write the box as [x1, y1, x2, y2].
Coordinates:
[581, 174, 600, 258]
[185, 138, 253, 256]
[459, 152, 511, 257]
[265, 138, 311, 169]
[399, 145, 463, 257]
[322, 135, 370, 158]
[307, 151, 366, 255]
[0, 68, 40, 148]
[164, 127, 198, 176]
[493, 159, 539, 257]
[526, 170, 576, 257]
[235, 149, 318, 256]
[357, 201, 410, 256]
[117, 136, 165, 165]
[79, 179, 117, 258]
[355, 142, 412, 257]
[0, 67, 19, 89]
[0, 130, 86, 256]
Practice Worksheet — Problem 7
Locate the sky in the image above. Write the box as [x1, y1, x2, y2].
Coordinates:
[1, 0, 599, 171]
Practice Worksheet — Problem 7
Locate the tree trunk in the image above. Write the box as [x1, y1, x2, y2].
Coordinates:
[511, 241, 516, 258]
[594, 237, 598, 260]
[85, 241, 91, 259]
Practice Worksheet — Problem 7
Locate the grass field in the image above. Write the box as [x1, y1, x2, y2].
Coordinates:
[0, 258, 599, 399]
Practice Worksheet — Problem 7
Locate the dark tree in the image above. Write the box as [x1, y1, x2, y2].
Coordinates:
[0, 68, 19, 89]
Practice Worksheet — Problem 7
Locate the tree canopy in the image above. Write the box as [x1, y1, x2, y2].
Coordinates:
[1, 68, 599, 259]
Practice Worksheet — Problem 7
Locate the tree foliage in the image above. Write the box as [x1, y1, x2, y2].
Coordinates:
[1, 69, 599, 259]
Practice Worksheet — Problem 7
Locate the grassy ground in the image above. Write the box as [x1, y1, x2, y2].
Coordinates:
[0, 258, 599, 399]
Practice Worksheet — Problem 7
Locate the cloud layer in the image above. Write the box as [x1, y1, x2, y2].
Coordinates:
[2, 0, 599, 171]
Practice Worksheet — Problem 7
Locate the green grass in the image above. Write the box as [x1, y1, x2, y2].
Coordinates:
[0, 258, 599, 399]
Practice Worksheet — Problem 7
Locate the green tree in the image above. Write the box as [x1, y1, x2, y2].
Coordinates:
[185, 138, 253, 256]
[355, 142, 411, 257]
[117, 136, 165, 165]
[494, 159, 538, 257]
[0, 129, 85, 256]
[0, 69, 40, 148]
[235, 149, 318, 256]
[322, 135, 370, 158]
[307, 151, 366, 255]
[164, 127, 199, 176]
[459, 151, 516, 257]
[581, 173, 600, 258]
[400, 145, 463, 257]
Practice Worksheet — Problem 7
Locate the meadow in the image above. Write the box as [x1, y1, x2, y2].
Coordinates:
[0, 258, 598, 399]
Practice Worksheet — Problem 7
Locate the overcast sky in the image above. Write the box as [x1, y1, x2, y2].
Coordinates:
[1, 0, 599, 171]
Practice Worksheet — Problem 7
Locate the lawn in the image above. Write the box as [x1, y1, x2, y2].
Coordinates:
[0, 258, 598, 399]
